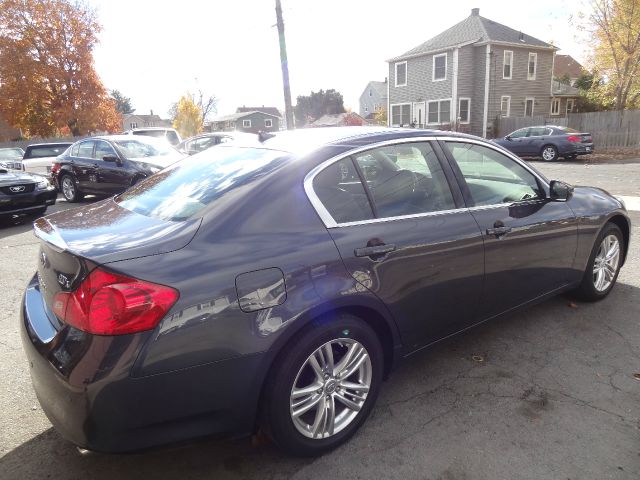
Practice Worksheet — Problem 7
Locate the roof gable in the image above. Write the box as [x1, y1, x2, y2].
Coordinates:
[553, 54, 585, 78]
[389, 10, 553, 62]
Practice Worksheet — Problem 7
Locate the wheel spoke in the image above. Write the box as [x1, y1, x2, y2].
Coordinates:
[334, 392, 362, 412]
[326, 395, 336, 436]
[324, 343, 334, 375]
[292, 392, 323, 417]
[291, 382, 322, 400]
[595, 269, 605, 290]
[341, 349, 368, 380]
[334, 342, 359, 375]
[308, 354, 324, 381]
[606, 242, 619, 261]
[310, 396, 327, 437]
[339, 380, 370, 393]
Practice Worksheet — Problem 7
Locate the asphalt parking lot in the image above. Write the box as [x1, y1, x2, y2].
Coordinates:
[1, 159, 639, 480]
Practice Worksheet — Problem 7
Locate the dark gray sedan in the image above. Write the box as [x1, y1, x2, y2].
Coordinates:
[21, 127, 629, 456]
[492, 125, 594, 161]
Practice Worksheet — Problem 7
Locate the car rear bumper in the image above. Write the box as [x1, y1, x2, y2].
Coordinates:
[0, 190, 56, 216]
[566, 144, 594, 155]
[21, 275, 264, 452]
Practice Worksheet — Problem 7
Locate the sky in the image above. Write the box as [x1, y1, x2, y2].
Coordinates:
[87, 0, 590, 120]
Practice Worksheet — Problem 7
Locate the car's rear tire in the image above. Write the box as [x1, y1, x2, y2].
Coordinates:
[541, 144, 559, 162]
[263, 314, 383, 456]
[572, 222, 624, 301]
[60, 174, 83, 202]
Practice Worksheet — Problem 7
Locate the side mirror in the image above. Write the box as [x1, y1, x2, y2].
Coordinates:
[103, 155, 121, 165]
[550, 180, 573, 201]
[504, 135, 511, 141]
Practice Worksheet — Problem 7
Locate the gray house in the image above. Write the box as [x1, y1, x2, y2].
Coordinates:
[387, 8, 557, 137]
[209, 111, 280, 134]
[359, 80, 388, 122]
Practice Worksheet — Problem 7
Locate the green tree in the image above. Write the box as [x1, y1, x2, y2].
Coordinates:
[173, 95, 203, 138]
[110, 90, 135, 114]
[294, 89, 345, 127]
[585, 0, 640, 110]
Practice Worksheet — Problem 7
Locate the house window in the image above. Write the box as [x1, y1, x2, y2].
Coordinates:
[369, 89, 372, 96]
[458, 98, 470, 124]
[433, 53, 447, 81]
[264, 119, 273, 128]
[130, 122, 138, 129]
[551, 98, 560, 115]
[373, 103, 379, 111]
[500, 96, 511, 117]
[503, 50, 513, 79]
[390, 103, 411, 126]
[566, 99, 575, 114]
[427, 99, 451, 124]
[243, 119, 251, 128]
[528, 53, 537, 80]
[365, 106, 369, 113]
[525, 97, 535, 117]
[395, 62, 407, 87]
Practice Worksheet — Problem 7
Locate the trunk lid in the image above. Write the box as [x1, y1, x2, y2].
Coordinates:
[34, 198, 201, 325]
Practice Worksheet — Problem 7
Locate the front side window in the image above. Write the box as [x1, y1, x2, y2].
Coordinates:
[503, 50, 513, 79]
[445, 142, 543, 206]
[427, 100, 451, 124]
[528, 52, 537, 80]
[509, 128, 529, 139]
[390, 104, 411, 126]
[395, 62, 407, 86]
[94, 140, 117, 159]
[458, 98, 470, 123]
[551, 98, 560, 115]
[433, 53, 447, 81]
[312, 158, 374, 224]
[352, 142, 455, 218]
[71, 143, 80, 157]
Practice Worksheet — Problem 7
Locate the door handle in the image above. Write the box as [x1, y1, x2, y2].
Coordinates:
[486, 226, 512, 237]
[354, 244, 396, 258]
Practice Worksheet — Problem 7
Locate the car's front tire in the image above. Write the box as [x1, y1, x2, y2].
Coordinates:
[263, 314, 383, 456]
[541, 144, 559, 161]
[573, 222, 624, 301]
[60, 174, 83, 203]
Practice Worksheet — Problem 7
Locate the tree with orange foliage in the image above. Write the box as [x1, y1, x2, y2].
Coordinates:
[0, 0, 121, 137]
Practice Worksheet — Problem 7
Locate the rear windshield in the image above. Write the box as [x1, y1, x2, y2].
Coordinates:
[25, 145, 70, 158]
[115, 146, 289, 221]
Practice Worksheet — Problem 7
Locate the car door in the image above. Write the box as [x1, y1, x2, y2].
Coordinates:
[310, 141, 485, 351]
[522, 127, 549, 156]
[442, 139, 578, 319]
[94, 140, 132, 193]
[504, 128, 529, 155]
[72, 140, 97, 192]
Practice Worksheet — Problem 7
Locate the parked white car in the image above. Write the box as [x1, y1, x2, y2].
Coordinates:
[21, 142, 72, 177]
[122, 127, 182, 146]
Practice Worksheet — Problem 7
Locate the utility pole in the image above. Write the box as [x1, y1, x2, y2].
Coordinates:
[275, 0, 294, 130]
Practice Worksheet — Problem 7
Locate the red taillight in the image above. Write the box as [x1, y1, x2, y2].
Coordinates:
[567, 135, 581, 142]
[53, 267, 179, 335]
[51, 162, 61, 175]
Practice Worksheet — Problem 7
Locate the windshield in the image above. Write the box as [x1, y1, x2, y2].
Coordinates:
[115, 146, 289, 221]
[25, 145, 70, 158]
[113, 138, 178, 159]
[0, 148, 25, 160]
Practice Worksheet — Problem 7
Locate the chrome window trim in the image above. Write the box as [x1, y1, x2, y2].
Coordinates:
[303, 136, 550, 229]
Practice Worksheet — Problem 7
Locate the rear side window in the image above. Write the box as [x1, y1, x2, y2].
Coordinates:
[312, 158, 374, 224]
[71, 143, 80, 157]
[77, 141, 95, 158]
[116, 147, 289, 221]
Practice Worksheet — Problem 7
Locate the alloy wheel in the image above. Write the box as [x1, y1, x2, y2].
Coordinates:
[290, 338, 372, 439]
[593, 234, 620, 292]
[542, 146, 557, 161]
[61, 176, 75, 200]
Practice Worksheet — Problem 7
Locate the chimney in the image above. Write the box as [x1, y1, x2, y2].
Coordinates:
[471, 8, 479, 16]
[385, 77, 388, 83]
[519, 31, 525, 41]
[150, 109, 154, 116]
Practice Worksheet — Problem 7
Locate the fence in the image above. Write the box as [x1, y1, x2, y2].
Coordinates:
[496, 110, 640, 149]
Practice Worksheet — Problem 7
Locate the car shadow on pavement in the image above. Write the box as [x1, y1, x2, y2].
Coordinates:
[2, 283, 639, 479]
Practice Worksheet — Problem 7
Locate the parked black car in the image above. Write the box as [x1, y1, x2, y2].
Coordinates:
[51, 135, 184, 202]
[22, 127, 629, 456]
[0, 167, 56, 219]
[492, 125, 594, 161]
[176, 132, 257, 155]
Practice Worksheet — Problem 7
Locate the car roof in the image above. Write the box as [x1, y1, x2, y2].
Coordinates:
[245, 126, 476, 154]
[26, 142, 73, 148]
